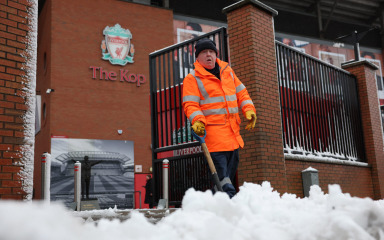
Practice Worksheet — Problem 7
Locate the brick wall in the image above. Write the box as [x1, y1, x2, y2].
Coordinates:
[224, 1, 288, 193]
[342, 61, 384, 199]
[33, 0, 174, 198]
[224, 0, 380, 199]
[0, 0, 35, 199]
[285, 160, 374, 198]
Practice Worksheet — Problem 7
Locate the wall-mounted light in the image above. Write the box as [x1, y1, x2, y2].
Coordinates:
[117, 129, 123, 135]
[46, 89, 55, 94]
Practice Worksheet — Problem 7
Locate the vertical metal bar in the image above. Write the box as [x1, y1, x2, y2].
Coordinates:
[283, 46, 293, 149]
[185, 43, 192, 143]
[320, 64, 329, 153]
[297, 52, 307, 151]
[303, 57, 313, 152]
[325, 66, 337, 154]
[177, 47, 184, 144]
[167, 51, 174, 146]
[299, 53, 308, 151]
[220, 29, 224, 61]
[276, 43, 288, 148]
[149, 55, 159, 202]
[175, 160, 180, 200]
[309, 59, 320, 152]
[290, 50, 301, 150]
[314, 62, 326, 152]
[163, 54, 169, 147]
[302, 55, 314, 153]
[331, 70, 344, 156]
[74, 161, 81, 211]
[309, 58, 319, 152]
[41, 153, 46, 200]
[275, 43, 284, 146]
[337, 70, 350, 157]
[187, 42, 194, 142]
[158, 57, 164, 148]
[171, 160, 176, 201]
[321, 65, 331, 153]
[150, 57, 158, 150]
[41, 152, 50, 201]
[282, 46, 294, 149]
[285, 46, 295, 149]
[172, 49, 179, 145]
[322, 65, 332, 153]
[163, 159, 169, 209]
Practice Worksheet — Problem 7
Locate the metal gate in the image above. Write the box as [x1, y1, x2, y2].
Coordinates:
[149, 27, 228, 206]
[275, 41, 365, 161]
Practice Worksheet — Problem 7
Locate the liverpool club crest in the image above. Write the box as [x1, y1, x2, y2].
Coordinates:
[101, 24, 134, 66]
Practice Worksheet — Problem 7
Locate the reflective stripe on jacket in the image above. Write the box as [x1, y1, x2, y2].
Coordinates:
[182, 58, 256, 152]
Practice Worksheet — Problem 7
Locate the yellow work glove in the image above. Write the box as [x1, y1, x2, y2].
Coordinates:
[245, 110, 257, 130]
[192, 120, 205, 136]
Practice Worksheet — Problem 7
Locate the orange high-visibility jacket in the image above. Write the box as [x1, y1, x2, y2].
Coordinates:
[182, 58, 256, 152]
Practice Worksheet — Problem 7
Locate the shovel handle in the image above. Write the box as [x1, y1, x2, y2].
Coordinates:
[192, 129, 223, 192]
[202, 143, 223, 192]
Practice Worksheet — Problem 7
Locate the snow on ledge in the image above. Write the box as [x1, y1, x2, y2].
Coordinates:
[302, 166, 318, 172]
[285, 153, 369, 167]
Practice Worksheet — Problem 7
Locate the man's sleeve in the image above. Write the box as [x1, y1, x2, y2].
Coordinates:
[232, 71, 256, 116]
[182, 74, 206, 125]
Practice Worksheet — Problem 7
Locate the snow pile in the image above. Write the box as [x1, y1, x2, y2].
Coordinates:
[0, 182, 383, 240]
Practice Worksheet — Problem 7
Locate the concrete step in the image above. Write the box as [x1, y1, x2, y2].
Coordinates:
[74, 208, 178, 224]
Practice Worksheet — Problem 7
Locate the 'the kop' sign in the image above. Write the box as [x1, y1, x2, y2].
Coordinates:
[90, 66, 146, 87]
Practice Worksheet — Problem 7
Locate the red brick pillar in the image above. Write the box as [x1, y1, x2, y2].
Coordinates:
[223, 0, 288, 193]
[342, 61, 384, 199]
[0, 0, 37, 200]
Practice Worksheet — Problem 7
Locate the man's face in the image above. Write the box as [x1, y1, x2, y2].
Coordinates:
[197, 49, 216, 70]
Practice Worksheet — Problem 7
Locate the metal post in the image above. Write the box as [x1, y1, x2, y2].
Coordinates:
[41, 152, 51, 201]
[163, 159, 169, 209]
[134, 191, 142, 209]
[74, 161, 81, 211]
[354, 41, 360, 61]
[302, 167, 319, 197]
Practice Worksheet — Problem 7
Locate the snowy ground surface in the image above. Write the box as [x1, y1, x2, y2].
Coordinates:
[1, 182, 384, 240]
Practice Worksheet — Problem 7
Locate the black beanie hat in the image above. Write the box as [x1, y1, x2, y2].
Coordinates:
[195, 38, 218, 58]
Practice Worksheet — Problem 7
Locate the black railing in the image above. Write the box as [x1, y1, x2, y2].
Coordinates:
[149, 27, 228, 205]
[153, 154, 211, 207]
[275, 41, 365, 161]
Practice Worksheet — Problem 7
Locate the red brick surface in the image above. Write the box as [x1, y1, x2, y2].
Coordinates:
[342, 62, 384, 199]
[285, 160, 374, 198]
[0, 0, 31, 199]
[226, 2, 379, 199]
[33, 0, 174, 198]
[226, 3, 287, 193]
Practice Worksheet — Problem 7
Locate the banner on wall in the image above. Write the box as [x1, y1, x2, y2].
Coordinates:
[50, 138, 134, 209]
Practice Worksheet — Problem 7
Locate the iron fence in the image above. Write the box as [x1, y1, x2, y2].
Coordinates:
[275, 41, 365, 161]
[149, 27, 228, 205]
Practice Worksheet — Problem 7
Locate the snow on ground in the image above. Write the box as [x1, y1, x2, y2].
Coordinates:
[1, 182, 384, 240]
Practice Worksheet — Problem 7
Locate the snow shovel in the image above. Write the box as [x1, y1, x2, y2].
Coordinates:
[191, 130, 223, 192]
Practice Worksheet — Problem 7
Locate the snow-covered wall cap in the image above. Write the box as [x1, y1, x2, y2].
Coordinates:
[341, 59, 379, 71]
[302, 167, 318, 173]
[222, 0, 278, 17]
